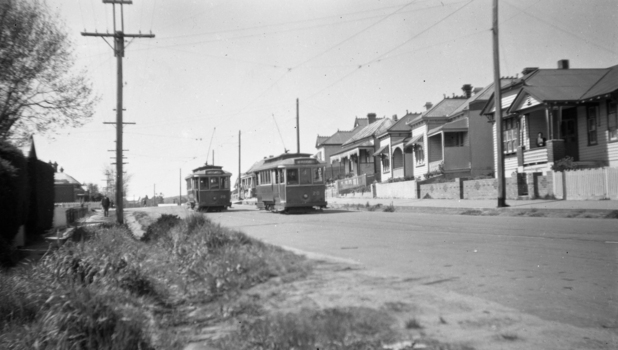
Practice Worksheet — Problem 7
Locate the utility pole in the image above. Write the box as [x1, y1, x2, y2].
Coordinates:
[82, 0, 155, 224]
[212, 150, 215, 165]
[238, 130, 242, 200]
[296, 98, 300, 154]
[492, 0, 507, 207]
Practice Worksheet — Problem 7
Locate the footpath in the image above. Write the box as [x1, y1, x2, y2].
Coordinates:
[239, 196, 618, 218]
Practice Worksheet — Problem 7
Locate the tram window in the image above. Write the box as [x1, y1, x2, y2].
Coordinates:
[300, 168, 312, 184]
[199, 177, 209, 190]
[221, 177, 229, 189]
[209, 177, 220, 189]
[286, 168, 299, 185]
[186, 179, 192, 190]
[313, 167, 324, 183]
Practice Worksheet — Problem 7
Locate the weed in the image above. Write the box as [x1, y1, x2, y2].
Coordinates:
[383, 203, 396, 212]
[404, 317, 422, 329]
[604, 210, 618, 219]
[500, 332, 519, 341]
[461, 210, 483, 216]
[528, 212, 546, 217]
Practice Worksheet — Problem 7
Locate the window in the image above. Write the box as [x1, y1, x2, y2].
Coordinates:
[608, 100, 617, 141]
[186, 179, 192, 190]
[313, 167, 324, 183]
[382, 155, 390, 173]
[221, 177, 229, 189]
[445, 132, 465, 147]
[502, 117, 519, 154]
[209, 177, 220, 189]
[392, 148, 403, 169]
[199, 177, 209, 190]
[286, 168, 298, 185]
[587, 105, 598, 145]
[259, 170, 271, 185]
[414, 137, 424, 165]
[300, 168, 312, 184]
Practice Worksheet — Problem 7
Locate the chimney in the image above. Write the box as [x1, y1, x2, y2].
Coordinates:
[522, 67, 539, 76]
[424, 102, 433, 111]
[367, 113, 377, 124]
[52, 161, 58, 172]
[557, 59, 569, 69]
[392, 114, 398, 121]
[462, 84, 472, 98]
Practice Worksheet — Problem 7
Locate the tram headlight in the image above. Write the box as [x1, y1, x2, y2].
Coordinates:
[302, 193, 309, 201]
[213, 196, 217, 201]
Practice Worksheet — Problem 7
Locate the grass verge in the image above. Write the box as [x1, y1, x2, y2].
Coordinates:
[1, 213, 310, 349]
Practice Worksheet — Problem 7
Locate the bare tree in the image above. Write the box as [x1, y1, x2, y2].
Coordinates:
[0, 0, 97, 144]
[103, 165, 132, 199]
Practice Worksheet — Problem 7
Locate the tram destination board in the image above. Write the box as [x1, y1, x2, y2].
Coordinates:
[295, 159, 319, 165]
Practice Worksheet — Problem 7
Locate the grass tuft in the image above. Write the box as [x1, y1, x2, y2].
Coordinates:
[405, 317, 422, 329]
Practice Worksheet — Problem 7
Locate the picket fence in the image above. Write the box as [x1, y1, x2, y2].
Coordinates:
[553, 167, 618, 200]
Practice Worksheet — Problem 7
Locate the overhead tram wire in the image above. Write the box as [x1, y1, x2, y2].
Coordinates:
[505, 1, 618, 55]
[304, 0, 474, 101]
[272, 114, 289, 153]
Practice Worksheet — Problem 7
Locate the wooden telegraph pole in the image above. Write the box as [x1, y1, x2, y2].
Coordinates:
[82, 0, 155, 224]
[492, 0, 507, 207]
[238, 130, 242, 200]
[296, 98, 300, 154]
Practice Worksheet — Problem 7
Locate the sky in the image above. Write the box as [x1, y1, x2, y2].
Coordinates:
[34, 0, 618, 200]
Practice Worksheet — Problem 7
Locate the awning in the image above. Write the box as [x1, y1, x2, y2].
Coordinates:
[330, 141, 373, 163]
[404, 134, 423, 147]
[373, 144, 389, 156]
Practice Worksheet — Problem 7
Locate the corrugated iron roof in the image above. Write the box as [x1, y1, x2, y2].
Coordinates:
[451, 78, 518, 116]
[581, 64, 618, 100]
[331, 140, 374, 157]
[387, 113, 420, 132]
[342, 118, 394, 146]
[522, 68, 608, 101]
[424, 98, 467, 118]
[54, 172, 81, 185]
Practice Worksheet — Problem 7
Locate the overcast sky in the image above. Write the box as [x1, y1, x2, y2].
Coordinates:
[36, 0, 618, 200]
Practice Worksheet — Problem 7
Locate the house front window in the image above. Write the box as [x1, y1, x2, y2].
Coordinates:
[608, 100, 617, 142]
[382, 156, 390, 173]
[587, 105, 598, 146]
[445, 132, 466, 147]
[414, 140, 425, 166]
[502, 117, 519, 154]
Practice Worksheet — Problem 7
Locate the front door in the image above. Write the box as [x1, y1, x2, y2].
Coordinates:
[561, 108, 579, 161]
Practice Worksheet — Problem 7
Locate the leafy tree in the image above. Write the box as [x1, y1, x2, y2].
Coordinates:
[0, 0, 97, 144]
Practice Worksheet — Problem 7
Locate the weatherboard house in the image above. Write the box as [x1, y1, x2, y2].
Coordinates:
[329, 113, 394, 182]
[374, 112, 421, 181]
[315, 117, 367, 180]
[482, 60, 618, 176]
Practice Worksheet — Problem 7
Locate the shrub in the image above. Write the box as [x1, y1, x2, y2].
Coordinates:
[0, 140, 28, 250]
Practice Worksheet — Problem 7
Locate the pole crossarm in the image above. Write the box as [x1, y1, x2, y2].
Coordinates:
[102, 0, 133, 4]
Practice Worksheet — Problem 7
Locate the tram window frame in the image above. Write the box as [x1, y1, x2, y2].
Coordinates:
[286, 168, 299, 185]
[199, 177, 209, 190]
[209, 176, 220, 189]
[186, 179, 192, 190]
[313, 167, 324, 183]
[300, 167, 312, 185]
[221, 177, 229, 189]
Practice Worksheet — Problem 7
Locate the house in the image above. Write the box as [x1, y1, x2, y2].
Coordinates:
[406, 96, 468, 178]
[374, 112, 421, 181]
[315, 117, 367, 180]
[329, 113, 394, 182]
[53, 164, 85, 203]
[482, 60, 618, 176]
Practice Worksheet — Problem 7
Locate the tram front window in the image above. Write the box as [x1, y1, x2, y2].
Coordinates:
[313, 167, 324, 183]
[286, 168, 298, 185]
[300, 168, 312, 184]
[199, 177, 209, 190]
[209, 177, 220, 189]
[221, 177, 229, 189]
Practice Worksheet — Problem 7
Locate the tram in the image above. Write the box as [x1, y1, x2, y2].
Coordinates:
[185, 164, 232, 211]
[252, 153, 327, 212]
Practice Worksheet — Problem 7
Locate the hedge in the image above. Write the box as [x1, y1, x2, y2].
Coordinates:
[0, 140, 28, 247]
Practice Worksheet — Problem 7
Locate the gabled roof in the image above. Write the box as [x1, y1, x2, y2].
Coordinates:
[428, 117, 469, 137]
[522, 68, 608, 101]
[424, 97, 467, 118]
[342, 118, 394, 146]
[581, 64, 618, 100]
[450, 79, 518, 117]
[387, 113, 421, 133]
[315, 135, 330, 147]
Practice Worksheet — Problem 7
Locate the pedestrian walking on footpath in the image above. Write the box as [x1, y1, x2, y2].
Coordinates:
[101, 195, 110, 217]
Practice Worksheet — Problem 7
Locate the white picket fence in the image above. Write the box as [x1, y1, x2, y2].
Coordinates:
[553, 167, 618, 200]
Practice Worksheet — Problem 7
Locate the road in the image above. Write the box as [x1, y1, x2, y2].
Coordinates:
[137, 204, 618, 331]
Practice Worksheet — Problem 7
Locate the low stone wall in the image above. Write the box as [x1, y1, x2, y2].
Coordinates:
[419, 178, 463, 199]
[375, 181, 418, 199]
